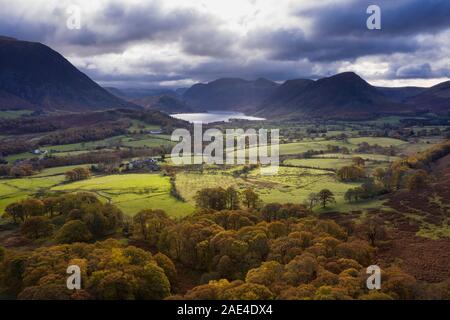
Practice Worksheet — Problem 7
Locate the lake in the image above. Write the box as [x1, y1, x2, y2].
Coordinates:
[171, 111, 265, 124]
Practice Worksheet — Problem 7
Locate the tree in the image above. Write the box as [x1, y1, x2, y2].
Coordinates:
[20, 216, 53, 239]
[261, 203, 309, 221]
[317, 189, 336, 208]
[344, 189, 355, 203]
[4, 202, 25, 223]
[225, 187, 240, 210]
[21, 199, 46, 217]
[79, 202, 124, 238]
[306, 193, 319, 209]
[65, 167, 91, 182]
[134, 263, 171, 299]
[3, 199, 45, 223]
[220, 282, 274, 300]
[337, 165, 365, 181]
[406, 170, 430, 191]
[55, 220, 92, 244]
[132, 210, 173, 246]
[153, 252, 177, 286]
[382, 266, 417, 300]
[352, 156, 365, 167]
[195, 188, 228, 210]
[283, 253, 318, 286]
[246, 261, 284, 288]
[314, 285, 351, 300]
[373, 167, 386, 184]
[356, 217, 387, 246]
[241, 188, 260, 209]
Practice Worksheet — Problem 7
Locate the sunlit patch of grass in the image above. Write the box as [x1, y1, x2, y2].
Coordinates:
[51, 173, 193, 217]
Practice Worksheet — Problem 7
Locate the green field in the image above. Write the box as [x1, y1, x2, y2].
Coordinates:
[0, 165, 93, 213]
[239, 137, 406, 158]
[312, 153, 400, 162]
[45, 134, 173, 151]
[347, 137, 407, 147]
[0, 169, 193, 218]
[32, 164, 93, 177]
[51, 174, 193, 217]
[4, 134, 174, 163]
[127, 120, 161, 133]
[283, 158, 354, 170]
[175, 166, 380, 212]
[0, 175, 66, 213]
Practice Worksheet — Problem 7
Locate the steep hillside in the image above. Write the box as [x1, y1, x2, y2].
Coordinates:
[377, 86, 426, 103]
[257, 72, 411, 119]
[0, 37, 137, 111]
[133, 94, 193, 113]
[405, 81, 450, 112]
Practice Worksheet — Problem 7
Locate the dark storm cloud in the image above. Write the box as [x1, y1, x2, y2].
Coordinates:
[390, 63, 450, 79]
[247, 0, 450, 63]
[0, 0, 216, 55]
[246, 27, 420, 62]
[396, 63, 433, 78]
[88, 56, 320, 89]
[299, 0, 450, 37]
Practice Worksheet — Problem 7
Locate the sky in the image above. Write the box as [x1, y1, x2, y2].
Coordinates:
[1, 0, 450, 89]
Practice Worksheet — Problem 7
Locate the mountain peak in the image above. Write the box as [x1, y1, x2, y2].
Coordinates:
[326, 71, 365, 82]
[257, 71, 406, 119]
[0, 37, 137, 111]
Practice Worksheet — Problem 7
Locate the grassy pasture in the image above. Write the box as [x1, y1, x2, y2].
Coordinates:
[312, 153, 401, 162]
[5, 134, 174, 163]
[347, 137, 406, 147]
[51, 174, 193, 218]
[32, 164, 93, 177]
[239, 137, 406, 158]
[0, 175, 66, 213]
[175, 166, 381, 213]
[0, 169, 193, 218]
[283, 158, 354, 170]
[127, 120, 161, 133]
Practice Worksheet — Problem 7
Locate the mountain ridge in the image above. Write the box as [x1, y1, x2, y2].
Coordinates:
[255, 72, 410, 119]
[0, 37, 138, 111]
[182, 77, 279, 112]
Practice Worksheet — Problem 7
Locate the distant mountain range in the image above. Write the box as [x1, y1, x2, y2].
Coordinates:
[256, 72, 409, 119]
[104, 87, 193, 113]
[182, 78, 279, 112]
[0, 37, 137, 111]
[179, 73, 450, 119]
[1, 36, 450, 119]
[132, 94, 194, 114]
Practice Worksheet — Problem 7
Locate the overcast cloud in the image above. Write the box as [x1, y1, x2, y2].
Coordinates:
[0, 0, 449, 88]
